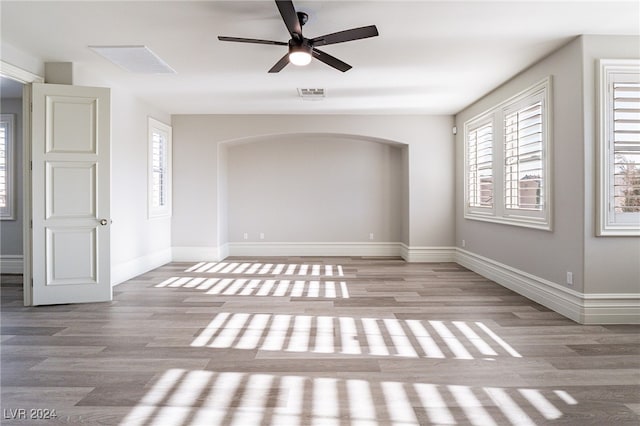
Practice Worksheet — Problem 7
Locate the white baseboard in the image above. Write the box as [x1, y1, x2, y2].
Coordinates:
[581, 293, 640, 324]
[400, 244, 457, 262]
[456, 248, 640, 324]
[0, 255, 23, 274]
[227, 242, 402, 258]
[111, 248, 172, 286]
[173, 242, 457, 263]
[172, 245, 228, 262]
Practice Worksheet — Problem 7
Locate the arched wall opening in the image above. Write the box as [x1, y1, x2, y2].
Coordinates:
[218, 132, 409, 248]
[171, 114, 454, 261]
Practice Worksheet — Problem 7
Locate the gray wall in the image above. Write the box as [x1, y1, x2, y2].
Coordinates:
[227, 134, 404, 243]
[456, 37, 585, 291]
[455, 35, 640, 296]
[172, 115, 454, 252]
[0, 96, 23, 256]
[582, 35, 640, 295]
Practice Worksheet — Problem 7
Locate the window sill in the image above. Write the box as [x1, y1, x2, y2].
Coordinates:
[148, 210, 172, 220]
[596, 226, 640, 237]
[464, 212, 552, 231]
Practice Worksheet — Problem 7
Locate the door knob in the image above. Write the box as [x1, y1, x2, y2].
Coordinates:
[99, 219, 108, 226]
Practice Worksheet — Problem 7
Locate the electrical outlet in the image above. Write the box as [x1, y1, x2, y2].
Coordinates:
[243, 232, 248, 240]
[259, 233, 265, 240]
[566, 272, 573, 286]
[369, 233, 374, 240]
[462, 239, 466, 248]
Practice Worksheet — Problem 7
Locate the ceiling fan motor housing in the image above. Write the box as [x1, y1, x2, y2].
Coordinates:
[289, 38, 312, 51]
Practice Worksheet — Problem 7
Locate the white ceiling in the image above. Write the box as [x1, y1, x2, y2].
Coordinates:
[1, 1, 638, 115]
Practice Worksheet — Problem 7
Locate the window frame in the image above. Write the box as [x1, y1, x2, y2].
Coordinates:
[463, 77, 553, 231]
[597, 59, 640, 236]
[147, 117, 172, 219]
[0, 113, 15, 220]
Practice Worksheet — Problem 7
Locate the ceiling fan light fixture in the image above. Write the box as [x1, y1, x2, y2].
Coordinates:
[218, 1, 379, 72]
[288, 42, 312, 66]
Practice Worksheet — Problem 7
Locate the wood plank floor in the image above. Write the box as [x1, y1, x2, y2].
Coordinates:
[1, 257, 639, 425]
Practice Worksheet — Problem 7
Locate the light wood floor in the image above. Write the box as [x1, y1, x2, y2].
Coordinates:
[1, 257, 639, 425]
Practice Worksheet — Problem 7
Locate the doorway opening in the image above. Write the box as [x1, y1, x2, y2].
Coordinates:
[1, 61, 44, 306]
[0, 76, 25, 291]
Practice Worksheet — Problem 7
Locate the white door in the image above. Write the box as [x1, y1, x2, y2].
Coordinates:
[31, 83, 111, 305]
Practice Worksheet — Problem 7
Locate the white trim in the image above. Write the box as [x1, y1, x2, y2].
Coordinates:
[456, 248, 640, 324]
[0, 255, 23, 274]
[582, 293, 640, 324]
[172, 242, 455, 263]
[228, 242, 402, 258]
[172, 245, 228, 262]
[218, 243, 230, 261]
[596, 59, 640, 236]
[399, 244, 457, 262]
[111, 248, 172, 286]
[0, 61, 44, 84]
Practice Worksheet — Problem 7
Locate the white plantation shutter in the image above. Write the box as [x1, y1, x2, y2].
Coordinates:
[504, 100, 544, 211]
[464, 77, 551, 230]
[151, 131, 167, 208]
[148, 117, 172, 218]
[467, 122, 493, 208]
[0, 114, 14, 219]
[611, 81, 640, 214]
[0, 123, 6, 208]
[598, 60, 640, 235]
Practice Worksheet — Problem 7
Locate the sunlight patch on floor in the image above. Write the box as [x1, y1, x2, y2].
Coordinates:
[190, 313, 522, 359]
[120, 369, 573, 426]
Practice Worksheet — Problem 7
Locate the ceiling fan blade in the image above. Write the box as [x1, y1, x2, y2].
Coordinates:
[218, 36, 287, 46]
[311, 25, 379, 47]
[268, 54, 290, 73]
[312, 48, 352, 72]
[275, 0, 302, 39]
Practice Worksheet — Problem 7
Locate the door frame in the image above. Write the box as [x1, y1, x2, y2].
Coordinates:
[0, 60, 44, 306]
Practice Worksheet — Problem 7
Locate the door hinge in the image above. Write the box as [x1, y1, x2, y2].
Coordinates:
[31, 278, 34, 288]
[30, 220, 33, 229]
[30, 161, 32, 171]
[30, 102, 33, 113]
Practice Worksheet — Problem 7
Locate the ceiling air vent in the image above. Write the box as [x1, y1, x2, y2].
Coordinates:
[297, 88, 325, 101]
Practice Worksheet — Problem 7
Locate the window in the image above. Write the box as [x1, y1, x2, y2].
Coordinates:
[597, 60, 640, 236]
[0, 114, 15, 220]
[464, 77, 552, 230]
[148, 117, 172, 218]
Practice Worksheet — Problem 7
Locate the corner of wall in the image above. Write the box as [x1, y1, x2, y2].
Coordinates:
[111, 248, 172, 286]
[456, 248, 640, 324]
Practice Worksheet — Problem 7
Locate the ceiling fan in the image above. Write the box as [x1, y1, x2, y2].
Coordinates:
[218, 0, 379, 73]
